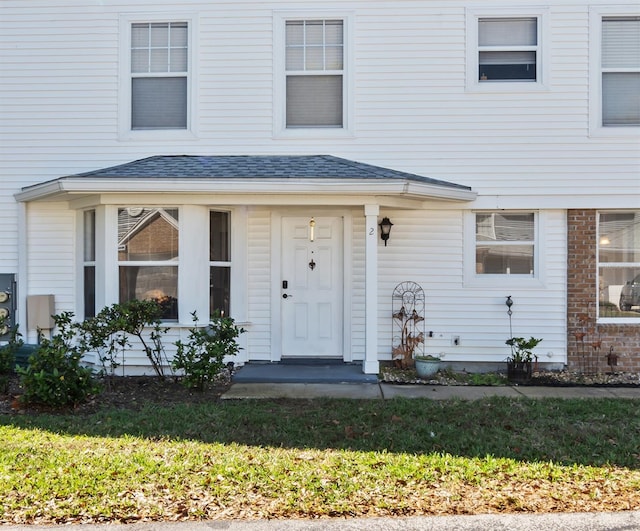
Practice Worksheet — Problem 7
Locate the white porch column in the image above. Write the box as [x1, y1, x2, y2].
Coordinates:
[363, 204, 380, 374]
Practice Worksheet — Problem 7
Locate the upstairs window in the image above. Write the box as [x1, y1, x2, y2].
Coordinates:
[130, 22, 188, 130]
[478, 18, 538, 82]
[601, 17, 640, 127]
[285, 19, 344, 128]
[476, 212, 535, 275]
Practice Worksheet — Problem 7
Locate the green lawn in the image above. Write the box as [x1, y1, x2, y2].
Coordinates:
[1, 397, 639, 523]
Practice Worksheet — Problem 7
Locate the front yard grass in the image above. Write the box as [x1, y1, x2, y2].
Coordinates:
[1, 397, 639, 523]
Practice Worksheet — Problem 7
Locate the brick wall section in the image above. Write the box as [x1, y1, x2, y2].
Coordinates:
[567, 210, 640, 372]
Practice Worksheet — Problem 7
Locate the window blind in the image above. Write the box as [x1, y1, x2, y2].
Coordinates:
[602, 17, 640, 126]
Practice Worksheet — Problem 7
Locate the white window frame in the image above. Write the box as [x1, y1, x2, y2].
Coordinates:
[464, 210, 546, 288]
[273, 11, 354, 138]
[209, 209, 233, 318]
[589, 7, 640, 137]
[118, 13, 199, 141]
[597, 210, 640, 323]
[466, 8, 549, 92]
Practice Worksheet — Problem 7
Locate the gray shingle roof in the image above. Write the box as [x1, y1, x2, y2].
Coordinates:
[74, 155, 471, 191]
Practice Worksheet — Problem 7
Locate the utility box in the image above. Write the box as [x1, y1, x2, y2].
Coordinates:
[27, 294, 55, 331]
[0, 274, 16, 340]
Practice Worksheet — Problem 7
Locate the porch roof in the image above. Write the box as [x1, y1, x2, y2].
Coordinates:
[16, 155, 477, 205]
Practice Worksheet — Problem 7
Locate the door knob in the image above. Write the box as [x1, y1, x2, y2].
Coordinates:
[282, 293, 292, 299]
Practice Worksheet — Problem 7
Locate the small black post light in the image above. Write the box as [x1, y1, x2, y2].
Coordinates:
[505, 295, 513, 316]
[506, 295, 514, 345]
[379, 217, 394, 246]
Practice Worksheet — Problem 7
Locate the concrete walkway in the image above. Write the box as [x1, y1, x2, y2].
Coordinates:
[5, 511, 640, 531]
[222, 382, 640, 400]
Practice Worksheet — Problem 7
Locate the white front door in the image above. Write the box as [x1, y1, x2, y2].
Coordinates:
[281, 216, 343, 358]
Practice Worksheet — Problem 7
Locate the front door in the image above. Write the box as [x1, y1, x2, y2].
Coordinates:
[281, 216, 343, 358]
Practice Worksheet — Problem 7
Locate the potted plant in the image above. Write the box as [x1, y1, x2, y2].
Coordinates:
[505, 336, 542, 384]
[414, 354, 441, 379]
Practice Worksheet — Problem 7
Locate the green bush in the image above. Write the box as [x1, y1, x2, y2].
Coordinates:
[0, 323, 23, 375]
[173, 311, 245, 390]
[17, 312, 100, 407]
[80, 300, 170, 379]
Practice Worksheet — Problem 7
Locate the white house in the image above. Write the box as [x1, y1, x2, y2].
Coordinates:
[1, 0, 638, 375]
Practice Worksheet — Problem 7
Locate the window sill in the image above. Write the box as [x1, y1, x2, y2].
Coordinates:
[273, 127, 355, 140]
[464, 275, 545, 289]
[466, 81, 549, 93]
[597, 317, 640, 325]
[588, 125, 640, 139]
[118, 128, 198, 142]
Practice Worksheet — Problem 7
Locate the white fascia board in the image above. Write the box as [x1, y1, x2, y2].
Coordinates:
[469, 194, 640, 210]
[16, 177, 476, 203]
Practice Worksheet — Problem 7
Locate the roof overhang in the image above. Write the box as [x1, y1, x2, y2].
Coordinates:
[15, 155, 477, 207]
[16, 176, 477, 206]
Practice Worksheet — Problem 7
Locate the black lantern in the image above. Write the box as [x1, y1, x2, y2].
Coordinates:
[379, 217, 393, 246]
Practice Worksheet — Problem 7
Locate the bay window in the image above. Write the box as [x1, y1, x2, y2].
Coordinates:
[83, 210, 96, 318]
[210, 211, 231, 317]
[117, 207, 179, 319]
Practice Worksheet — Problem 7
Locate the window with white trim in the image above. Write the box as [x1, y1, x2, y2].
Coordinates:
[117, 207, 179, 320]
[598, 211, 640, 319]
[285, 19, 344, 128]
[478, 17, 538, 82]
[130, 22, 188, 130]
[475, 212, 535, 275]
[210, 211, 231, 317]
[83, 210, 96, 318]
[601, 17, 640, 127]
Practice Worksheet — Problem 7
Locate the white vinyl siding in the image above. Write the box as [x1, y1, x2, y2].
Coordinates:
[379, 209, 566, 364]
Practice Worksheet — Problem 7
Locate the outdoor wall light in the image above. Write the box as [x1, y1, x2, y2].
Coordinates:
[309, 217, 315, 242]
[379, 217, 394, 246]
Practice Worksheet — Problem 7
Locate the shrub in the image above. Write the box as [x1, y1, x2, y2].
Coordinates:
[173, 311, 245, 390]
[0, 322, 23, 376]
[80, 300, 171, 379]
[17, 312, 100, 407]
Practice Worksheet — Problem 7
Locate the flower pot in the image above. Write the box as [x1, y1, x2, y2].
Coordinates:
[507, 361, 532, 384]
[415, 357, 440, 378]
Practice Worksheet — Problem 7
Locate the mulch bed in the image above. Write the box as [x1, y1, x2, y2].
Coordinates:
[0, 374, 231, 416]
[2, 366, 640, 416]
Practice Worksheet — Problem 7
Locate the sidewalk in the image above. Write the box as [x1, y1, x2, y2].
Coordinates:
[222, 382, 640, 400]
[4, 511, 639, 531]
